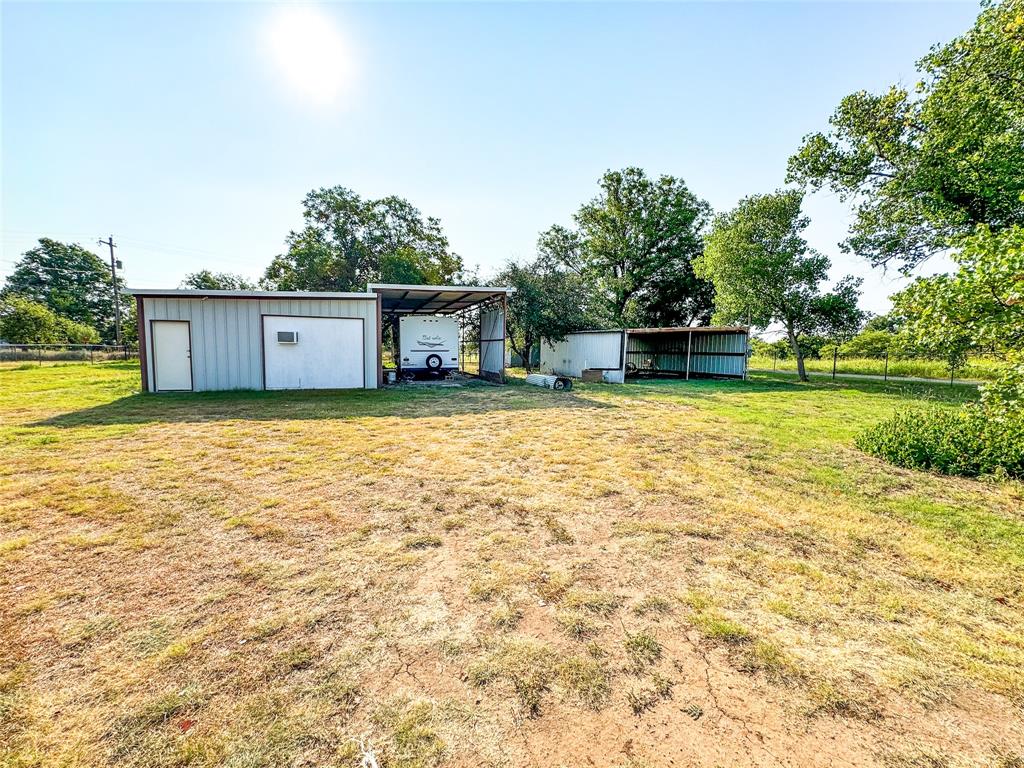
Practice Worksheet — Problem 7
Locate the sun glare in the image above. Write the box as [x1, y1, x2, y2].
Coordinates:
[264, 5, 352, 107]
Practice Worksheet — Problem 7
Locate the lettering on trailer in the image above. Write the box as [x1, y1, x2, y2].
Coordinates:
[415, 334, 446, 349]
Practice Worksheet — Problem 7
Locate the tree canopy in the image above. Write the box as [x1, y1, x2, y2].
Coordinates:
[0, 296, 100, 344]
[263, 187, 464, 291]
[787, 0, 1024, 271]
[494, 258, 598, 372]
[181, 270, 255, 291]
[893, 224, 1024, 411]
[695, 190, 863, 380]
[538, 168, 713, 327]
[2, 238, 122, 341]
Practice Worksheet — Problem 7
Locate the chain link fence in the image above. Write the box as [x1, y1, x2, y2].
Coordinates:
[0, 343, 138, 365]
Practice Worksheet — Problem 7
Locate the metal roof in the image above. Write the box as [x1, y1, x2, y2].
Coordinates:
[127, 288, 377, 300]
[367, 283, 515, 315]
[626, 326, 748, 334]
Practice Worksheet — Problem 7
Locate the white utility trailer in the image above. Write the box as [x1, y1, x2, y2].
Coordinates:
[399, 316, 459, 375]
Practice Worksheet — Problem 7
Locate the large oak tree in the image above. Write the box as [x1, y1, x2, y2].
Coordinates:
[538, 168, 713, 327]
[2, 238, 123, 342]
[263, 187, 464, 291]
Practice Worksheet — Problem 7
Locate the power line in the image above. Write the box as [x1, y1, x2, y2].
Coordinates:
[1, 231, 269, 269]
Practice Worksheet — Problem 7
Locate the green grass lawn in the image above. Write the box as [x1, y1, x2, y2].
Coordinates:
[749, 354, 1002, 381]
[2, 362, 1022, 767]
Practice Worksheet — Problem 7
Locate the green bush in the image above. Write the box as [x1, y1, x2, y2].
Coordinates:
[856, 404, 1024, 479]
[57, 316, 100, 344]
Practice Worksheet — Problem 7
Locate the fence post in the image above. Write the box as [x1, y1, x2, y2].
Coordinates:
[38, 346, 43, 366]
[950, 365, 955, 387]
[883, 352, 888, 382]
[90, 346, 94, 363]
[832, 347, 838, 381]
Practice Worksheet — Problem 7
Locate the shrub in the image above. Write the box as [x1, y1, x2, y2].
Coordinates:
[0, 297, 62, 343]
[56, 317, 100, 344]
[0, 296, 100, 344]
[856, 404, 1024, 479]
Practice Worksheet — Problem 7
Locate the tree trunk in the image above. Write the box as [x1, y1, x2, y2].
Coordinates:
[522, 341, 534, 373]
[786, 325, 808, 382]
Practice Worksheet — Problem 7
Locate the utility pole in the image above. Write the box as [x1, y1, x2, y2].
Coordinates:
[98, 235, 122, 346]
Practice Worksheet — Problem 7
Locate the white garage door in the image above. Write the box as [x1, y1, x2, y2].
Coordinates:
[263, 315, 364, 390]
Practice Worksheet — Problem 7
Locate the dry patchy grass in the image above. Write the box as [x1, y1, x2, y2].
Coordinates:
[1, 362, 1022, 767]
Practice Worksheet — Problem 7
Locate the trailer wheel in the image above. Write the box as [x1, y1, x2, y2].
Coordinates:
[553, 377, 572, 391]
[425, 353, 443, 370]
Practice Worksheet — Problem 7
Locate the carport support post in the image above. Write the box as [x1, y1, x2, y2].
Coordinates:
[685, 329, 692, 380]
[501, 293, 507, 383]
[376, 293, 383, 388]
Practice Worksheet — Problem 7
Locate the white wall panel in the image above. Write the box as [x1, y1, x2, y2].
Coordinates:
[541, 331, 624, 379]
[480, 305, 505, 379]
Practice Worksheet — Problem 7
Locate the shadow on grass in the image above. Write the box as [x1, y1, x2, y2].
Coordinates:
[625, 372, 979, 405]
[34, 380, 613, 428]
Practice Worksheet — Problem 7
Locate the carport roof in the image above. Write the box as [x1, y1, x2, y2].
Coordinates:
[626, 326, 749, 334]
[368, 283, 515, 315]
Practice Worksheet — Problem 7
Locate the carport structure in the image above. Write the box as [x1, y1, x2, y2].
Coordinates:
[367, 283, 515, 384]
[540, 326, 750, 382]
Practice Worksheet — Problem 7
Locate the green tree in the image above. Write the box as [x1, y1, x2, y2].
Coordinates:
[749, 337, 791, 359]
[839, 329, 896, 359]
[538, 168, 713, 326]
[56, 317, 101, 344]
[787, 0, 1024, 271]
[0, 297, 63, 343]
[2, 238, 120, 341]
[893, 224, 1023, 412]
[181, 270, 255, 290]
[494, 258, 597, 373]
[857, 224, 1023, 479]
[0, 297, 102, 345]
[863, 312, 902, 334]
[694, 190, 864, 381]
[263, 187, 463, 291]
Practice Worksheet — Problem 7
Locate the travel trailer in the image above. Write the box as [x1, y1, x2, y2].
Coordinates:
[399, 316, 459, 375]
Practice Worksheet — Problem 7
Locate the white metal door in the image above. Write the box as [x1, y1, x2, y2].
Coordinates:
[152, 321, 193, 391]
[263, 315, 364, 390]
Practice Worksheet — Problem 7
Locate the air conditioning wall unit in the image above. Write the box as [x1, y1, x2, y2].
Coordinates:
[276, 330, 298, 344]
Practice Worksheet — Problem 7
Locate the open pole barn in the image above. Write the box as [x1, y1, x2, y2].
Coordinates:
[368, 283, 515, 384]
[540, 327, 749, 382]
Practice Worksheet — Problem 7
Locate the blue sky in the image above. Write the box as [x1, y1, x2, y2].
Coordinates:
[2, 1, 979, 318]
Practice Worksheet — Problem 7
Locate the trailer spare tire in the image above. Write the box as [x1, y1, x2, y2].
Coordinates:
[425, 353, 443, 370]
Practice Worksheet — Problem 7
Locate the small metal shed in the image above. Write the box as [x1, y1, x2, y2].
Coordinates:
[541, 326, 749, 382]
[131, 289, 381, 392]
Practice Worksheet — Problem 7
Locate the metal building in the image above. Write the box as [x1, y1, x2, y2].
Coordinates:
[130, 283, 515, 392]
[132, 290, 381, 392]
[540, 327, 749, 382]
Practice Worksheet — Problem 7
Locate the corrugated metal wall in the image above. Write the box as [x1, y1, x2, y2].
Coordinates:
[480, 305, 505, 380]
[626, 331, 747, 378]
[142, 297, 378, 391]
[688, 331, 747, 377]
[540, 331, 625, 382]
